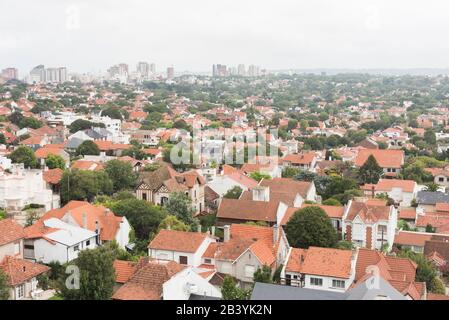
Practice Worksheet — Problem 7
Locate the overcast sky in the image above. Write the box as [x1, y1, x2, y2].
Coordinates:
[2, 0, 449, 75]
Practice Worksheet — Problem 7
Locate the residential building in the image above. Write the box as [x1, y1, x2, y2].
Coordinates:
[148, 229, 216, 267]
[361, 179, 418, 207]
[354, 149, 405, 178]
[342, 200, 398, 251]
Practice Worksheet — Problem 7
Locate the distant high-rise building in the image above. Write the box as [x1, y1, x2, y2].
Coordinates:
[29, 65, 46, 83]
[167, 66, 175, 80]
[137, 62, 150, 78]
[149, 63, 156, 74]
[118, 63, 129, 76]
[248, 65, 260, 77]
[212, 64, 228, 77]
[238, 64, 246, 76]
[45, 67, 67, 83]
[1, 68, 19, 80]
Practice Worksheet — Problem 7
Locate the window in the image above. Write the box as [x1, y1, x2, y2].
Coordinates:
[332, 279, 346, 288]
[74, 245, 80, 252]
[204, 258, 212, 264]
[285, 274, 291, 286]
[142, 193, 147, 201]
[244, 265, 256, 278]
[86, 240, 90, 246]
[439, 177, 445, 182]
[310, 277, 323, 286]
[24, 244, 34, 250]
[179, 256, 188, 265]
[17, 284, 25, 299]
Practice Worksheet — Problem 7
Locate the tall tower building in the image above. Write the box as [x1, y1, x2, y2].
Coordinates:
[167, 66, 174, 80]
[1, 68, 19, 80]
[238, 64, 246, 76]
[137, 62, 150, 78]
[29, 65, 46, 83]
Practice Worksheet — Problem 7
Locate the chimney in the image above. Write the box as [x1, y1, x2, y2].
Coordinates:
[273, 224, 279, 245]
[223, 225, 230, 242]
[104, 208, 110, 216]
[371, 185, 375, 199]
[82, 213, 87, 229]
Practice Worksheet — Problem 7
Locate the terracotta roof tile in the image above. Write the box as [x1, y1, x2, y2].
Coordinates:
[0, 256, 49, 286]
[0, 219, 25, 246]
[148, 229, 210, 253]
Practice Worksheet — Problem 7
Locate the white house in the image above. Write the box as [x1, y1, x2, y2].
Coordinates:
[24, 218, 98, 264]
[361, 179, 418, 207]
[343, 200, 398, 251]
[0, 164, 60, 211]
[282, 247, 358, 293]
[162, 267, 222, 300]
[148, 229, 216, 267]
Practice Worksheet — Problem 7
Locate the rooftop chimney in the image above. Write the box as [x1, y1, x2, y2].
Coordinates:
[223, 225, 230, 242]
[82, 213, 87, 229]
[273, 224, 279, 245]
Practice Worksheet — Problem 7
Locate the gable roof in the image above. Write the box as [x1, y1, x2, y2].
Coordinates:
[354, 248, 424, 300]
[0, 219, 25, 246]
[112, 258, 184, 300]
[25, 200, 124, 242]
[43, 168, 63, 184]
[148, 229, 210, 253]
[217, 198, 280, 223]
[345, 201, 391, 223]
[417, 191, 449, 205]
[394, 231, 433, 247]
[285, 247, 353, 279]
[354, 149, 404, 168]
[0, 256, 50, 286]
[362, 179, 416, 193]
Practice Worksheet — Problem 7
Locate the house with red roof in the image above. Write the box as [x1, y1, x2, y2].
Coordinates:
[148, 229, 216, 267]
[361, 179, 418, 207]
[281, 247, 357, 292]
[342, 200, 398, 251]
[354, 149, 405, 178]
[200, 224, 289, 287]
[136, 164, 206, 214]
[24, 201, 131, 263]
[0, 219, 49, 300]
[281, 152, 317, 172]
[353, 248, 426, 300]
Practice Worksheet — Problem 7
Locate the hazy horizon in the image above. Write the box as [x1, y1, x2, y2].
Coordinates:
[3, 0, 449, 75]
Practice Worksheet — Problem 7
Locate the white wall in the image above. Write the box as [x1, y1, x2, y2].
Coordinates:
[162, 268, 222, 300]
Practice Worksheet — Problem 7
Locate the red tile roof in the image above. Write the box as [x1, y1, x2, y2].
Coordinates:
[345, 201, 391, 223]
[394, 231, 433, 247]
[148, 229, 210, 253]
[286, 247, 353, 279]
[43, 168, 63, 184]
[114, 260, 137, 284]
[362, 179, 416, 193]
[354, 149, 404, 168]
[0, 219, 25, 246]
[0, 256, 49, 286]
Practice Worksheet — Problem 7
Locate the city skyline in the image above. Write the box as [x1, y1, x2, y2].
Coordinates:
[3, 0, 449, 74]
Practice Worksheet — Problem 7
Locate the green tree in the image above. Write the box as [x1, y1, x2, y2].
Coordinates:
[121, 146, 148, 160]
[223, 186, 243, 199]
[424, 182, 439, 192]
[253, 265, 272, 284]
[46, 154, 65, 170]
[158, 215, 190, 232]
[69, 119, 104, 133]
[0, 133, 6, 145]
[9, 146, 39, 168]
[249, 172, 271, 182]
[424, 129, 437, 146]
[221, 276, 250, 300]
[76, 140, 100, 156]
[165, 192, 196, 225]
[109, 198, 167, 242]
[60, 169, 113, 204]
[398, 251, 440, 293]
[285, 206, 339, 249]
[322, 198, 342, 206]
[0, 269, 9, 300]
[58, 246, 116, 300]
[282, 167, 301, 178]
[358, 155, 383, 184]
[104, 160, 138, 192]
